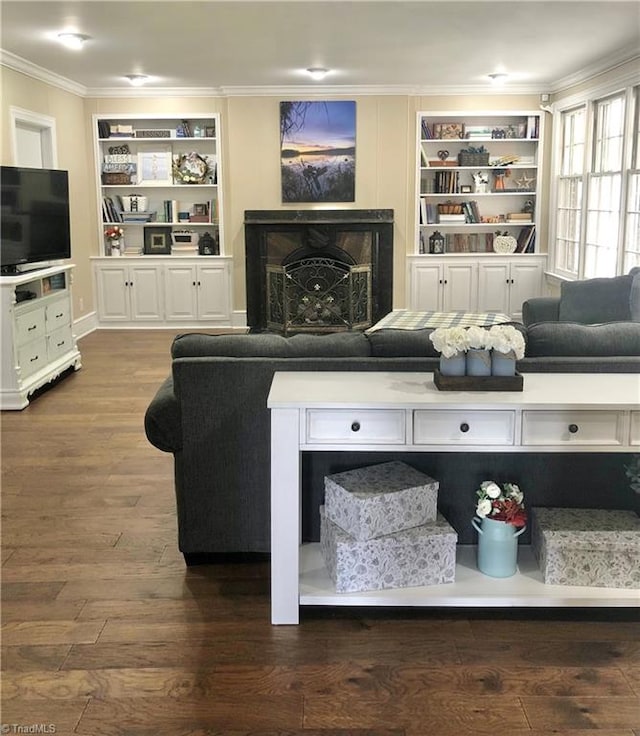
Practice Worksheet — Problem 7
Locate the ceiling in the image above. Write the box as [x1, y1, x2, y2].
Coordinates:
[1, 1, 639, 96]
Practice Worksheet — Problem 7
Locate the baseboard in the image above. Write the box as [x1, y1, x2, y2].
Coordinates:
[74, 310, 98, 338]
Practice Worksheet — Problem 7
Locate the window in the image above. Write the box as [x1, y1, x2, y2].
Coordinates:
[624, 87, 640, 273]
[555, 107, 585, 276]
[552, 84, 638, 279]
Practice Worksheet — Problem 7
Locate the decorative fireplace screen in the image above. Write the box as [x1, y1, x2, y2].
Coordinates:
[266, 257, 372, 333]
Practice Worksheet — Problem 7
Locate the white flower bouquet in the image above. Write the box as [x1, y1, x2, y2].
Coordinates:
[465, 325, 490, 349]
[429, 326, 471, 358]
[486, 324, 525, 359]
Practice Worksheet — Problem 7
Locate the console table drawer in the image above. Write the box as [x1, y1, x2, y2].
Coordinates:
[522, 411, 625, 446]
[305, 409, 406, 445]
[414, 410, 515, 445]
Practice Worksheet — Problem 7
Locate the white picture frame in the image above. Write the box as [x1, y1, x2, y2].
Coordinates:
[137, 148, 172, 185]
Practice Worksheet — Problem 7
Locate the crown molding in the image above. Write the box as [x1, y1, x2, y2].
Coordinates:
[86, 83, 546, 98]
[0, 49, 87, 97]
[550, 43, 640, 93]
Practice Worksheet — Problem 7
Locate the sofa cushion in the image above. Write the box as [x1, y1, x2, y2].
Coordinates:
[366, 328, 440, 357]
[525, 322, 640, 357]
[559, 274, 634, 323]
[171, 331, 371, 359]
[630, 267, 640, 321]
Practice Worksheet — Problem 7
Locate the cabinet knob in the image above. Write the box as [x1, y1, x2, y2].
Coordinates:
[460, 422, 470, 433]
[193, 282, 197, 286]
[30, 355, 39, 362]
[568, 423, 579, 434]
[27, 325, 36, 331]
[351, 421, 361, 432]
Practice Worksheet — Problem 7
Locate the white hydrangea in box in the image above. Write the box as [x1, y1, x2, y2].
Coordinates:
[320, 506, 457, 593]
[531, 507, 640, 589]
[324, 461, 438, 541]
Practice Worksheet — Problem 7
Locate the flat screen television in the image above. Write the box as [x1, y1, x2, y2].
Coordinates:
[0, 166, 71, 273]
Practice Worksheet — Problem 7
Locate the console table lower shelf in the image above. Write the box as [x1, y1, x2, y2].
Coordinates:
[299, 544, 638, 608]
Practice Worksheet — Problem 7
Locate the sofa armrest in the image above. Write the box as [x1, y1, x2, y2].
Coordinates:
[144, 376, 182, 453]
[522, 297, 560, 326]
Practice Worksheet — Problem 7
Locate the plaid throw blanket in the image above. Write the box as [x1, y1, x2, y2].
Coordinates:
[366, 310, 512, 333]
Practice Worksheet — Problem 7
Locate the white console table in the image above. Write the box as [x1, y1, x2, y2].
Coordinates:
[268, 371, 640, 624]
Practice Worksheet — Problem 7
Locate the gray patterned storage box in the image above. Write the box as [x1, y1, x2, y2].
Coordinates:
[324, 461, 438, 541]
[320, 506, 457, 593]
[531, 507, 640, 589]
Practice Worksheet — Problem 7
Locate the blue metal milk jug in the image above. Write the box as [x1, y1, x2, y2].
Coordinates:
[471, 516, 526, 578]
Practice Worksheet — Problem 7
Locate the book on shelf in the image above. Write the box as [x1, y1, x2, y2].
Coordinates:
[516, 225, 536, 253]
[438, 214, 466, 223]
[421, 119, 432, 140]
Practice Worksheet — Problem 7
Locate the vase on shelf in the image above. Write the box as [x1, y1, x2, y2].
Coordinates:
[471, 516, 526, 578]
[492, 350, 517, 376]
[439, 352, 466, 376]
[466, 348, 491, 376]
[109, 240, 122, 257]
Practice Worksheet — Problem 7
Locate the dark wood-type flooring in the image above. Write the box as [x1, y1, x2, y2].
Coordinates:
[1, 329, 639, 735]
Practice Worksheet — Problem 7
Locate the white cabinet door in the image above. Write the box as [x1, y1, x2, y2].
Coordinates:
[129, 265, 164, 321]
[443, 263, 477, 312]
[95, 264, 163, 322]
[165, 265, 198, 321]
[95, 264, 130, 322]
[411, 263, 442, 311]
[478, 262, 510, 313]
[197, 263, 231, 320]
[478, 259, 544, 318]
[509, 261, 543, 318]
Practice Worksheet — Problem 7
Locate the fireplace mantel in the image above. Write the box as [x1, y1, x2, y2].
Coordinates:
[244, 209, 394, 333]
[244, 209, 394, 224]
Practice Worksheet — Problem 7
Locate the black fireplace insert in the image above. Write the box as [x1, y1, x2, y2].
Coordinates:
[244, 209, 393, 333]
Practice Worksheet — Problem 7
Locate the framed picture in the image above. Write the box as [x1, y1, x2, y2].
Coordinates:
[137, 148, 172, 185]
[144, 226, 172, 254]
[205, 126, 215, 138]
[280, 100, 356, 203]
[460, 184, 473, 193]
[193, 203, 209, 216]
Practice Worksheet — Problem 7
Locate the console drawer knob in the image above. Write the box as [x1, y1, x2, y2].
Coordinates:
[351, 421, 361, 432]
[460, 422, 470, 433]
[568, 423, 579, 434]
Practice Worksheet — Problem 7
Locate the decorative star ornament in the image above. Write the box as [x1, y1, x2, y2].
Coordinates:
[515, 172, 535, 190]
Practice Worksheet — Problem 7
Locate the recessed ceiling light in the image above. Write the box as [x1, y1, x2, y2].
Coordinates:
[306, 67, 330, 81]
[57, 33, 89, 50]
[488, 72, 508, 86]
[125, 74, 149, 87]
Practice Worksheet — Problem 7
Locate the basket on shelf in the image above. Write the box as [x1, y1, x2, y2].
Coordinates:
[458, 152, 490, 167]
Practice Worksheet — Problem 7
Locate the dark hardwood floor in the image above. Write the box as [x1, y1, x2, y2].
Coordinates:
[1, 329, 639, 735]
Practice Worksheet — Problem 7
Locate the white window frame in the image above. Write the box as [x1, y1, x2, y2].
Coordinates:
[549, 76, 639, 280]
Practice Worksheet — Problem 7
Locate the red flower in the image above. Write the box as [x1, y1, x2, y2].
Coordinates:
[490, 498, 527, 527]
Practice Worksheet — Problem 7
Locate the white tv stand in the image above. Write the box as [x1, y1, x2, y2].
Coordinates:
[268, 371, 640, 624]
[0, 264, 81, 410]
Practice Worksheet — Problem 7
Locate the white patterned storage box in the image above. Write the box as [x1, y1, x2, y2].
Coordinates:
[320, 506, 457, 593]
[324, 461, 438, 541]
[531, 507, 640, 589]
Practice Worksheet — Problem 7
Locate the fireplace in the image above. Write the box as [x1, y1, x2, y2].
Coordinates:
[244, 209, 393, 333]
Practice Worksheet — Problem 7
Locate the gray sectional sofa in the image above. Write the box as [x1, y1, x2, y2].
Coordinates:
[145, 310, 640, 561]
